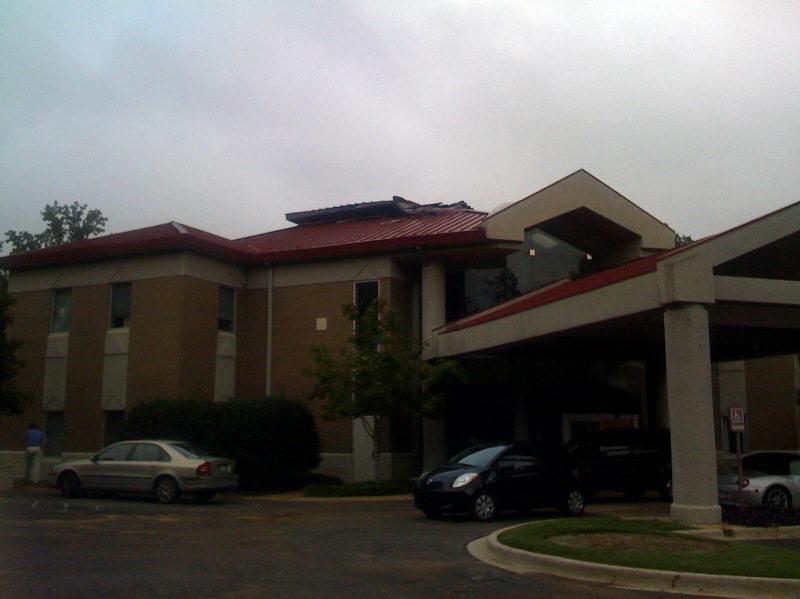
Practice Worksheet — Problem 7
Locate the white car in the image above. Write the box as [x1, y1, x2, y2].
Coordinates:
[717, 452, 800, 508]
[48, 440, 238, 503]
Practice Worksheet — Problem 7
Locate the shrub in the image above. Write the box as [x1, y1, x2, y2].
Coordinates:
[121, 397, 320, 490]
[304, 480, 413, 497]
[721, 504, 800, 527]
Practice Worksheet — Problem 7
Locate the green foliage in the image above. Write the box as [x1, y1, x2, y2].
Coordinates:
[5, 201, 108, 254]
[303, 480, 413, 497]
[305, 298, 465, 425]
[0, 273, 30, 416]
[120, 397, 321, 490]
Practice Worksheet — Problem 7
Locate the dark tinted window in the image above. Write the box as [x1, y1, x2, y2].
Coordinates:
[97, 443, 134, 461]
[743, 453, 797, 475]
[130, 443, 168, 462]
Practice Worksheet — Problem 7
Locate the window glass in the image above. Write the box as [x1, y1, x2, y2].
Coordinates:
[96, 443, 134, 461]
[130, 443, 168, 462]
[170, 442, 207, 459]
[445, 228, 595, 321]
[51, 289, 71, 333]
[354, 281, 379, 316]
[448, 444, 510, 468]
[218, 286, 235, 331]
[110, 283, 132, 329]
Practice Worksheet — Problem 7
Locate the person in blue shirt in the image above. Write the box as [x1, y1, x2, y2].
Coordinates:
[22, 423, 46, 484]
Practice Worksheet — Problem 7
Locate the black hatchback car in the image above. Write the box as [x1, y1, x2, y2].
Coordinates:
[413, 442, 585, 521]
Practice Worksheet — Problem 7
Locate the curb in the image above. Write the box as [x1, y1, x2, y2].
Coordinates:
[467, 524, 800, 599]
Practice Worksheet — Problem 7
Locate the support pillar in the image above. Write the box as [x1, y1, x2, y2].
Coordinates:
[664, 303, 721, 524]
[421, 260, 447, 470]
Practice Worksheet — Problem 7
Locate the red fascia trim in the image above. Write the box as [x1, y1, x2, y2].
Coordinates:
[440, 253, 662, 334]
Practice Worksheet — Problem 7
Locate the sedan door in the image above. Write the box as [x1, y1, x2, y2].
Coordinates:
[125, 443, 171, 492]
[81, 442, 136, 492]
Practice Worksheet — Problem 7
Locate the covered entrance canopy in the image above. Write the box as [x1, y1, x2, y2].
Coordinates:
[430, 197, 800, 524]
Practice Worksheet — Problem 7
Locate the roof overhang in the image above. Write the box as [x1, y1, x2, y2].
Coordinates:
[431, 200, 800, 363]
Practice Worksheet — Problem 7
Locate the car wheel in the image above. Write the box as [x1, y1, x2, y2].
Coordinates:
[562, 489, 585, 516]
[194, 492, 216, 504]
[422, 509, 444, 519]
[154, 476, 181, 504]
[60, 471, 81, 498]
[763, 486, 793, 509]
[469, 491, 497, 521]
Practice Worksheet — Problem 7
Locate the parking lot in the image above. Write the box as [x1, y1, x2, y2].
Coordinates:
[0, 489, 706, 599]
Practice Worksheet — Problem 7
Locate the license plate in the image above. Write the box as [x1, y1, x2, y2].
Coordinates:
[220, 465, 230, 473]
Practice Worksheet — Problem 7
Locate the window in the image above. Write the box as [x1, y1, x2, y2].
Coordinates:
[97, 443, 135, 461]
[110, 283, 131, 329]
[51, 289, 71, 333]
[129, 443, 168, 462]
[354, 281, 379, 316]
[218, 286, 235, 332]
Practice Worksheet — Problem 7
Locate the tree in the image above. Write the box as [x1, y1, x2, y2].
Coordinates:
[1, 202, 108, 416]
[305, 298, 465, 480]
[5, 201, 108, 254]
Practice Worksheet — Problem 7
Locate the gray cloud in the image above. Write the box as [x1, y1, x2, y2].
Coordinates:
[2, 1, 799, 245]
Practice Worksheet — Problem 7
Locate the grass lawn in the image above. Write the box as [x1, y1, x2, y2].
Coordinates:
[498, 516, 800, 580]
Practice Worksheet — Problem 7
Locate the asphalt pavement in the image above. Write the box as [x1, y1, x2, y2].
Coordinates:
[0, 488, 703, 599]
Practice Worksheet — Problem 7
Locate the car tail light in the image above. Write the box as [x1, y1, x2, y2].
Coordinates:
[196, 461, 211, 477]
[738, 478, 749, 488]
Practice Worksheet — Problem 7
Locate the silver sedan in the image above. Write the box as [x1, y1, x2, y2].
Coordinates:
[718, 451, 800, 509]
[48, 440, 239, 503]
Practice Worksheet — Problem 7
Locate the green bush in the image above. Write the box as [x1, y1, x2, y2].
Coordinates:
[120, 397, 320, 490]
[304, 480, 413, 497]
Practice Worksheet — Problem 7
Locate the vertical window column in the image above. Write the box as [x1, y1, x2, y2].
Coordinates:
[43, 289, 70, 413]
[102, 283, 131, 413]
[214, 286, 236, 401]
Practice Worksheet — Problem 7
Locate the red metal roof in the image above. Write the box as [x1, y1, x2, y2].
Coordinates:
[0, 222, 259, 269]
[0, 209, 489, 270]
[237, 208, 487, 263]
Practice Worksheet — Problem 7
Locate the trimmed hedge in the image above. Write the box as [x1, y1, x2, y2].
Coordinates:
[120, 397, 320, 490]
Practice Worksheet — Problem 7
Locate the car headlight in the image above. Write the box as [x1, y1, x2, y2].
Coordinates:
[452, 473, 479, 488]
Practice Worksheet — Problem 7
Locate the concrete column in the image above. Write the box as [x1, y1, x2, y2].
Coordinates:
[421, 260, 447, 470]
[664, 303, 721, 524]
[421, 260, 446, 351]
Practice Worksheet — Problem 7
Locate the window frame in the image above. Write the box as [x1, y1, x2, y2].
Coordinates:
[218, 286, 236, 332]
[51, 288, 72, 333]
[109, 283, 132, 329]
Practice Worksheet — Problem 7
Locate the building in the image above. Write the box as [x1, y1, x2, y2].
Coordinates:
[2, 170, 799, 524]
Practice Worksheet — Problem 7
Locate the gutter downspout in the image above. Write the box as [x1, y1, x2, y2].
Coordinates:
[266, 263, 274, 397]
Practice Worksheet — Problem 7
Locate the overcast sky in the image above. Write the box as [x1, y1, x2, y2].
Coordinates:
[2, 1, 799, 248]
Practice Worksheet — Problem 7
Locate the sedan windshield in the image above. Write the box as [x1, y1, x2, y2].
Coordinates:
[448, 445, 510, 468]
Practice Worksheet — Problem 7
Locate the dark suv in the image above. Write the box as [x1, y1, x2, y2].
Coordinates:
[563, 429, 672, 501]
